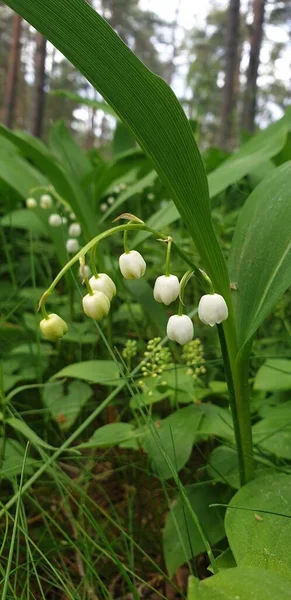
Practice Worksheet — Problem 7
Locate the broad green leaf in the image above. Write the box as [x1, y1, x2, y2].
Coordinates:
[208, 109, 291, 199]
[0, 438, 36, 479]
[225, 473, 291, 580]
[1, 209, 46, 235]
[188, 567, 291, 600]
[7, 417, 56, 451]
[76, 422, 138, 449]
[0, 125, 98, 238]
[5, 0, 230, 302]
[252, 401, 291, 459]
[52, 360, 120, 385]
[207, 445, 276, 489]
[229, 163, 291, 348]
[254, 359, 291, 391]
[0, 153, 47, 198]
[112, 121, 136, 155]
[143, 405, 203, 480]
[48, 121, 92, 184]
[43, 380, 92, 430]
[163, 483, 226, 576]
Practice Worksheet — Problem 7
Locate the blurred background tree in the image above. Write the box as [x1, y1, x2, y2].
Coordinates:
[0, 0, 290, 147]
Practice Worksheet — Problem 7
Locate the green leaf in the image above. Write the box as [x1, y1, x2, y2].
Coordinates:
[4, 0, 230, 301]
[7, 418, 56, 451]
[1, 209, 46, 235]
[48, 121, 92, 184]
[163, 483, 226, 576]
[52, 360, 120, 385]
[0, 124, 98, 239]
[188, 567, 291, 600]
[225, 473, 291, 580]
[229, 163, 291, 348]
[254, 359, 291, 391]
[0, 439, 36, 479]
[43, 380, 92, 430]
[76, 422, 138, 449]
[252, 401, 291, 459]
[207, 445, 277, 489]
[208, 109, 291, 199]
[142, 406, 203, 480]
[112, 122, 136, 156]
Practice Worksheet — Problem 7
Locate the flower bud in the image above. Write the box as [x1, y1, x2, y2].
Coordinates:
[198, 293, 228, 327]
[100, 203, 107, 212]
[89, 274, 116, 301]
[40, 194, 52, 209]
[26, 198, 37, 209]
[68, 222, 81, 237]
[49, 214, 62, 227]
[119, 182, 127, 191]
[82, 291, 110, 321]
[153, 274, 180, 306]
[78, 264, 91, 280]
[40, 313, 68, 341]
[167, 314, 194, 345]
[119, 250, 146, 280]
[107, 196, 115, 205]
[66, 238, 80, 254]
[69, 212, 76, 220]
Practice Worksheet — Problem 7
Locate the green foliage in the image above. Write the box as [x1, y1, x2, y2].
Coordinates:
[188, 568, 291, 599]
[229, 162, 291, 349]
[225, 473, 291, 580]
[163, 483, 226, 576]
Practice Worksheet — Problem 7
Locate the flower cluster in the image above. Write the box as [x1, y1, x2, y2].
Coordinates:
[181, 339, 206, 381]
[25, 191, 82, 255]
[141, 337, 172, 380]
[99, 182, 127, 213]
[39, 233, 228, 346]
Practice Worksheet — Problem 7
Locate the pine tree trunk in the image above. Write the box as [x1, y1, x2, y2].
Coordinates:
[242, 0, 266, 133]
[220, 0, 241, 150]
[2, 13, 22, 129]
[30, 32, 47, 138]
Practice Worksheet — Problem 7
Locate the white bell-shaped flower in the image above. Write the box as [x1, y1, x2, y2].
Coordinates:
[82, 291, 110, 321]
[66, 238, 79, 254]
[40, 313, 68, 341]
[119, 250, 146, 280]
[68, 222, 81, 237]
[89, 274, 116, 301]
[153, 274, 180, 306]
[167, 314, 194, 345]
[198, 293, 228, 327]
[26, 198, 37, 209]
[40, 194, 52, 209]
[49, 214, 62, 227]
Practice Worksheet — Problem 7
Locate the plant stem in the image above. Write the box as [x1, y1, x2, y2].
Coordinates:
[165, 237, 172, 277]
[217, 324, 254, 485]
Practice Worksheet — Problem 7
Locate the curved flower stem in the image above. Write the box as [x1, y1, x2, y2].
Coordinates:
[38, 223, 208, 310]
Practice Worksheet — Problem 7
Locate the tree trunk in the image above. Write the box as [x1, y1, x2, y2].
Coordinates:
[30, 32, 47, 138]
[220, 0, 241, 150]
[2, 13, 22, 129]
[242, 0, 266, 133]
